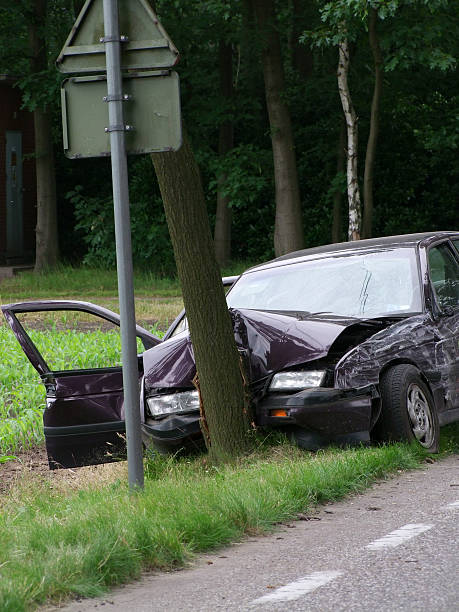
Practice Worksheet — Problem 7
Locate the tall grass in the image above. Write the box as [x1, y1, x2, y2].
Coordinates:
[0, 428, 458, 612]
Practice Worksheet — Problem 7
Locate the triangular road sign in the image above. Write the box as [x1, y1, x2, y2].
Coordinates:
[57, 0, 179, 74]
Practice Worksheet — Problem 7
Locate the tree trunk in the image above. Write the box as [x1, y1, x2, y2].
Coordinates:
[332, 120, 346, 243]
[214, 41, 234, 267]
[337, 33, 361, 241]
[33, 109, 59, 271]
[362, 8, 382, 239]
[151, 134, 251, 464]
[28, 0, 59, 271]
[252, 0, 304, 257]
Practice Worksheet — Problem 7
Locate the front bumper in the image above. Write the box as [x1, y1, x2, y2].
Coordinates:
[141, 384, 378, 451]
[257, 385, 378, 436]
[142, 413, 202, 452]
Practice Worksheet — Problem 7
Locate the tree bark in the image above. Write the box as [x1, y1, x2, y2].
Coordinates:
[28, 0, 59, 271]
[332, 120, 346, 243]
[33, 109, 59, 271]
[151, 134, 251, 464]
[362, 8, 382, 239]
[252, 0, 304, 257]
[214, 40, 234, 267]
[337, 33, 361, 241]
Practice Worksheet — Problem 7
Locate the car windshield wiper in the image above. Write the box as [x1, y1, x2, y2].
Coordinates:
[307, 311, 341, 317]
[247, 309, 345, 320]
[254, 309, 313, 319]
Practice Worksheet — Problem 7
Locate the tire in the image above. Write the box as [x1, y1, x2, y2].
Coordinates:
[373, 364, 440, 453]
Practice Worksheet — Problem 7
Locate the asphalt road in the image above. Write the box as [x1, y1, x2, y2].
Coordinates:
[46, 454, 459, 612]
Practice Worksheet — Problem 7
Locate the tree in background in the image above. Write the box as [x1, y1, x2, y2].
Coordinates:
[251, 0, 304, 256]
[336, 24, 362, 240]
[362, 6, 382, 238]
[214, 38, 235, 266]
[306, 0, 458, 241]
[0, 0, 77, 270]
[0, 0, 454, 269]
[332, 121, 346, 243]
[28, 0, 59, 270]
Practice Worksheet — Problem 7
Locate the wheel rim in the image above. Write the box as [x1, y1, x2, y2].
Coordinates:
[406, 383, 434, 448]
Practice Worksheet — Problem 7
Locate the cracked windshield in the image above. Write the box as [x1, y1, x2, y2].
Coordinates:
[227, 248, 422, 318]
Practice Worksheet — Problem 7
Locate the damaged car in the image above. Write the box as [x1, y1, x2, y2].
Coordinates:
[2, 231, 459, 468]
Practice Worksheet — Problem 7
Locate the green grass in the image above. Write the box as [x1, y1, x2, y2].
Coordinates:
[0, 265, 181, 300]
[0, 261, 255, 303]
[0, 327, 45, 457]
[0, 427, 458, 612]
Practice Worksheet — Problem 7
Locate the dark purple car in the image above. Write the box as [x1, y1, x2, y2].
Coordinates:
[3, 232, 459, 468]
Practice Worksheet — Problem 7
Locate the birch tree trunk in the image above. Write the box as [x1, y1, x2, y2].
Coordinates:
[332, 121, 346, 243]
[214, 41, 234, 266]
[337, 34, 361, 241]
[151, 134, 251, 464]
[29, 0, 59, 271]
[362, 8, 383, 239]
[252, 0, 304, 257]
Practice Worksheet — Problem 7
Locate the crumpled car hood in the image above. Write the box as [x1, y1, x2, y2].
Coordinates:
[143, 308, 365, 394]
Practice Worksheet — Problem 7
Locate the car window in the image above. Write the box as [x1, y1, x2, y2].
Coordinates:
[428, 244, 459, 310]
[452, 239, 459, 258]
[227, 248, 422, 318]
[15, 310, 144, 371]
[170, 314, 188, 338]
[169, 280, 235, 339]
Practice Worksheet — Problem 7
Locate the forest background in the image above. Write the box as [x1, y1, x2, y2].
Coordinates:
[0, 0, 458, 275]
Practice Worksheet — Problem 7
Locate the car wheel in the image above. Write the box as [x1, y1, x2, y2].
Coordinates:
[374, 364, 439, 452]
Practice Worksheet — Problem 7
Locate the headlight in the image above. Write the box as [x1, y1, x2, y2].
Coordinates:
[269, 370, 325, 391]
[146, 390, 200, 417]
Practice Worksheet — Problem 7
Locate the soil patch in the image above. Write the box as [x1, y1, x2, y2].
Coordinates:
[0, 447, 128, 497]
[0, 446, 50, 494]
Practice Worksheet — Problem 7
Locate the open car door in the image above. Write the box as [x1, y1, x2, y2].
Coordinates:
[2, 301, 160, 469]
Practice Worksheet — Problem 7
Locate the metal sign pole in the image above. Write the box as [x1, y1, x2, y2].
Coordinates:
[102, 0, 144, 489]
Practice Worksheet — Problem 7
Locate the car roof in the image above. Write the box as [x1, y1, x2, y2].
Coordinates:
[246, 231, 459, 273]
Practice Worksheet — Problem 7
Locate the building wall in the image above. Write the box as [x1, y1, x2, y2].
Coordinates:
[0, 78, 36, 263]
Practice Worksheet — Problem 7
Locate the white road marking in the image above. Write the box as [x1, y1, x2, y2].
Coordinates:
[366, 523, 433, 550]
[251, 571, 343, 605]
[442, 500, 459, 510]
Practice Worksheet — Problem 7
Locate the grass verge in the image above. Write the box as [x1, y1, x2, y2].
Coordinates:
[0, 425, 458, 612]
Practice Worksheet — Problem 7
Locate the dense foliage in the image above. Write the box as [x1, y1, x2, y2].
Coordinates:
[0, 0, 458, 271]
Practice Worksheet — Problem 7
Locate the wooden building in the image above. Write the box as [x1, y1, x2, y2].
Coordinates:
[0, 75, 36, 264]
